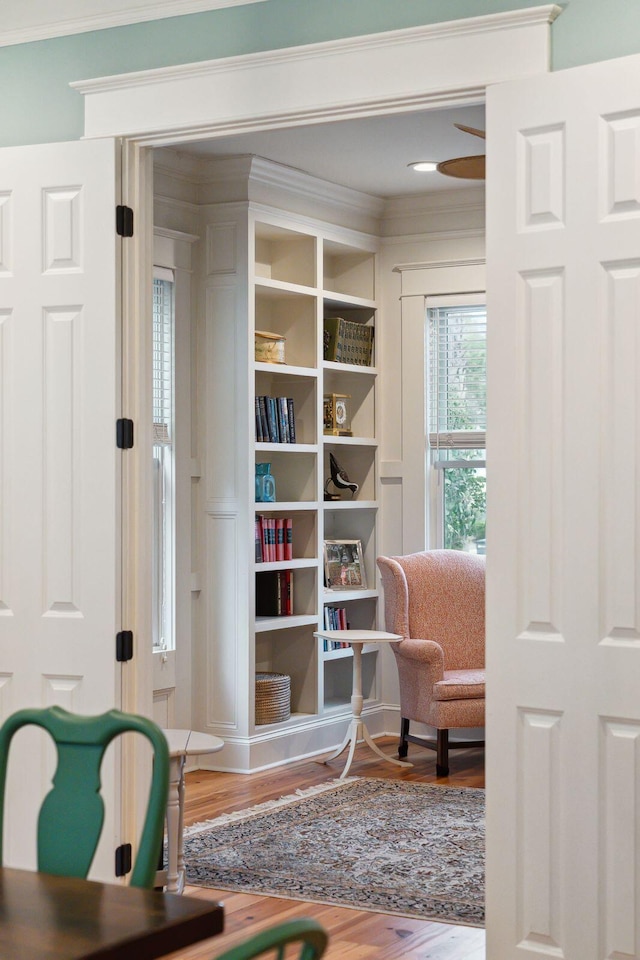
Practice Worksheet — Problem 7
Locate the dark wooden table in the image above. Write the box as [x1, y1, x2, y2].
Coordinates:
[0, 867, 224, 959]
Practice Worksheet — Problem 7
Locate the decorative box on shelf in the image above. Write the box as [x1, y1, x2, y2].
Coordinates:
[323, 317, 373, 366]
[255, 330, 286, 364]
[323, 393, 352, 436]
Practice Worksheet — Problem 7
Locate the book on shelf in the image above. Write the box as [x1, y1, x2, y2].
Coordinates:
[255, 396, 297, 442]
[255, 517, 263, 563]
[275, 518, 285, 561]
[284, 517, 293, 561]
[255, 515, 294, 563]
[255, 569, 293, 616]
[322, 605, 350, 648]
[323, 317, 374, 366]
[286, 398, 296, 443]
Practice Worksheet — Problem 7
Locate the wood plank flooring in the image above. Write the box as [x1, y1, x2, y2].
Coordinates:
[165, 737, 485, 960]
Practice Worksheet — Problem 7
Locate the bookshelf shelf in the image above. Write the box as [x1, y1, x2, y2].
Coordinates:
[255, 500, 318, 511]
[254, 276, 317, 299]
[323, 588, 378, 603]
[323, 360, 377, 376]
[323, 292, 377, 310]
[254, 362, 318, 379]
[254, 558, 317, 571]
[255, 443, 318, 454]
[255, 614, 319, 633]
[324, 436, 377, 448]
[322, 500, 377, 510]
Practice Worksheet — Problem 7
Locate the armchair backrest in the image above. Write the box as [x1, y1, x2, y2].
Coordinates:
[377, 550, 485, 669]
[0, 706, 170, 888]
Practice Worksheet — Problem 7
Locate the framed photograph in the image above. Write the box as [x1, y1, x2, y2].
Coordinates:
[323, 539, 367, 590]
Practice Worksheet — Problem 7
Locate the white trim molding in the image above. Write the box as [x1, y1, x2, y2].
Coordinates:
[72, 6, 562, 143]
[0, 0, 270, 48]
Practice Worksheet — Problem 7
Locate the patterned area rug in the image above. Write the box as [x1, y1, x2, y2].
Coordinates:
[183, 777, 485, 926]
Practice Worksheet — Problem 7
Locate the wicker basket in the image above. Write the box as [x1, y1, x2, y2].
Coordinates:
[255, 672, 291, 725]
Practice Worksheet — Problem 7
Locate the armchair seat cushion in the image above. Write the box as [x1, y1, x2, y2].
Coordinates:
[432, 669, 485, 701]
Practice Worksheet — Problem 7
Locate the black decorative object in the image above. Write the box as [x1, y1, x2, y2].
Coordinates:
[324, 452, 359, 500]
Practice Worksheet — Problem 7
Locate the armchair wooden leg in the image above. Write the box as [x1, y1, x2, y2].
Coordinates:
[398, 717, 409, 758]
[436, 729, 449, 776]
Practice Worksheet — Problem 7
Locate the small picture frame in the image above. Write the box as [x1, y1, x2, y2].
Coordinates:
[323, 539, 367, 590]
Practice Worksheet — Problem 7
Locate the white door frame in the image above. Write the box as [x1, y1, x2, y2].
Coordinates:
[80, 3, 560, 718]
[77, 1, 560, 877]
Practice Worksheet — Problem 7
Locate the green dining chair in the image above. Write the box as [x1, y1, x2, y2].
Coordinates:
[213, 919, 328, 960]
[0, 705, 170, 889]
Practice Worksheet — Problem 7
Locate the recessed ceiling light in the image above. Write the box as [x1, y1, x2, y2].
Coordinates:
[408, 161, 438, 173]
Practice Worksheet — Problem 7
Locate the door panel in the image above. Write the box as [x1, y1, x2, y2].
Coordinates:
[0, 139, 121, 877]
[487, 54, 640, 960]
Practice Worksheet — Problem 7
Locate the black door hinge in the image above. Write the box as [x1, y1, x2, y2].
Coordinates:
[116, 205, 134, 237]
[116, 418, 134, 449]
[116, 630, 134, 663]
[115, 843, 132, 877]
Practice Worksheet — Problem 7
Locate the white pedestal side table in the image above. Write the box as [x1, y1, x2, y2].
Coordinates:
[313, 629, 413, 779]
[161, 729, 224, 893]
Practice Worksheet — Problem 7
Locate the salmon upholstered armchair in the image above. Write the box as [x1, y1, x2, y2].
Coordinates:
[377, 550, 485, 776]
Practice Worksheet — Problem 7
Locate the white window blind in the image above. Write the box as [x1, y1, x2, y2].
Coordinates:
[428, 300, 486, 451]
[153, 274, 174, 445]
[152, 271, 175, 651]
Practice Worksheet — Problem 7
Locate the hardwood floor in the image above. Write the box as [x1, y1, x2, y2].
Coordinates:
[165, 737, 485, 960]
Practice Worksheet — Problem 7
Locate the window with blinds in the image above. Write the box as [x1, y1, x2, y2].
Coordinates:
[426, 298, 487, 553]
[152, 273, 175, 651]
[153, 277, 173, 444]
[428, 301, 486, 449]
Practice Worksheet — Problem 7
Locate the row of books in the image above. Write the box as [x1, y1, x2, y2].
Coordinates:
[255, 570, 293, 617]
[255, 395, 296, 443]
[323, 317, 374, 366]
[322, 605, 350, 649]
[255, 516, 293, 563]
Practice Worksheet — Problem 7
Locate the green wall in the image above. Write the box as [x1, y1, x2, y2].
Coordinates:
[1, 0, 640, 148]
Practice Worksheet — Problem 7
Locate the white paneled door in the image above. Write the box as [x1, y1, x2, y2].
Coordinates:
[0, 139, 121, 876]
[486, 53, 640, 960]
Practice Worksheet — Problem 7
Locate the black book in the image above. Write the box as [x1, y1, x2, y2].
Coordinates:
[286, 398, 296, 443]
[255, 570, 281, 616]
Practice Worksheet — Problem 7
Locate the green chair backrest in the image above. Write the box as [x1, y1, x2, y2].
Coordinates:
[213, 919, 328, 960]
[0, 706, 169, 889]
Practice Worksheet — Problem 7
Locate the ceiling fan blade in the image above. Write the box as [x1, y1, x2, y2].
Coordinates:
[436, 155, 486, 180]
[454, 123, 486, 140]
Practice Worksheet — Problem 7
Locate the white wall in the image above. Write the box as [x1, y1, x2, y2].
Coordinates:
[377, 185, 486, 720]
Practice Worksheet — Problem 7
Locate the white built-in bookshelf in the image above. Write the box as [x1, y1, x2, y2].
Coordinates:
[201, 194, 380, 769]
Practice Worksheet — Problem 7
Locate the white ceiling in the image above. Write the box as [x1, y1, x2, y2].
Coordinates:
[180, 103, 486, 199]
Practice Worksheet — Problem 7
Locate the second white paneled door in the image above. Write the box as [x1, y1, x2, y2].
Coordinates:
[487, 52, 640, 960]
[0, 139, 121, 878]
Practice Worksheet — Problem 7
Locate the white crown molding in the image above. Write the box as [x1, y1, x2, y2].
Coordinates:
[381, 228, 486, 246]
[247, 156, 385, 220]
[73, 6, 561, 96]
[393, 257, 486, 273]
[158, 150, 384, 215]
[0, 0, 270, 48]
[74, 6, 560, 144]
[383, 186, 485, 219]
[153, 226, 199, 244]
[381, 185, 485, 240]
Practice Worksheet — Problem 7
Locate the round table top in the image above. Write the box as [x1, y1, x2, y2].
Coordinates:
[313, 629, 402, 644]
[163, 728, 224, 757]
